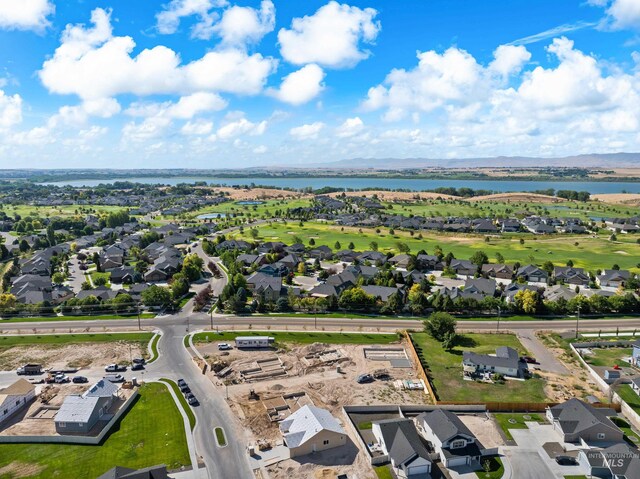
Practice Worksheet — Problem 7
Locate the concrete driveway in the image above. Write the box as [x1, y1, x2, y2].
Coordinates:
[517, 329, 569, 375]
[501, 449, 555, 479]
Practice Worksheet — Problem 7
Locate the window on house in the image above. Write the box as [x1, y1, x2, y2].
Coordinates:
[451, 440, 466, 449]
[597, 433, 605, 440]
[323, 440, 329, 445]
[58, 422, 66, 427]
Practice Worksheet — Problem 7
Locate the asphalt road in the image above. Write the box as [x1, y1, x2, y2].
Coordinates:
[147, 323, 253, 479]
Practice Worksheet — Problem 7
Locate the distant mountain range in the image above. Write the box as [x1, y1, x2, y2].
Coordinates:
[312, 153, 640, 169]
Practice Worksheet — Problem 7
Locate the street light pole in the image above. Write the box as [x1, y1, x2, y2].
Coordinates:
[137, 305, 141, 331]
[575, 305, 581, 339]
[496, 306, 501, 332]
[210, 305, 213, 331]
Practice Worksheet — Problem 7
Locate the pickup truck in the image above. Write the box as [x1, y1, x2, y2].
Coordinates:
[104, 374, 125, 383]
[105, 364, 127, 372]
[16, 364, 43, 375]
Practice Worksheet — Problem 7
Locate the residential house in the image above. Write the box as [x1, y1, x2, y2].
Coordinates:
[247, 272, 283, 302]
[362, 285, 402, 302]
[631, 377, 640, 395]
[415, 409, 484, 468]
[389, 254, 412, 269]
[544, 284, 578, 302]
[0, 379, 36, 424]
[97, 464, 169, 479]
[481, 264, 513, 280]
[463, 347, 524, 378]
[279, 405, 347, 458]
[417, 254, 443, 271]
[579, 443, 640, 479]
[76, 286, 120, 302]
[546, 399, 623, 444]
[107, 266, 135, 284]
[504, 283, 539, 303]
[55, 379, 120, 434]
[449, 259, 477, 276]
[371, 418, 432, 479]
[554, 267, 590, 286]
[463, 278, 496, 297]
[516, 265, 549, 283]
[357, 251, 388, 264]
[308, 245, 333, 260]
[631, 340, 640, 367]
[597, 270, 632, 289]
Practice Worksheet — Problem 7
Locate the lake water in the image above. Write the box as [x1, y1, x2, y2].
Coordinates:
[42, 176, 640, 193]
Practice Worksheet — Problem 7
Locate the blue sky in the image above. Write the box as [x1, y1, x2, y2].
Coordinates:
[0, 0, 639, 168]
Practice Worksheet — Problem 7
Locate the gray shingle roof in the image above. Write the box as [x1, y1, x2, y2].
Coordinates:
[279, 405, 345, 448]
[417, 409, 475, 444]
[374, 419, 431, 471]
[55, 395, 100, 423]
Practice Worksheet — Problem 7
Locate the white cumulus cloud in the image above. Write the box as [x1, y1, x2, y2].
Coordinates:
[0, 0, 54, 31]
[213, 0, 275, 47]
[336, 117, 364, 138]
[594, 0, 640, 30]
[156, 0, 228, 39]
[290, 122, 325, 140]
[39, 8, 277, 101]
[0, 90, 22, 128]
[278, 1, 380, 68]
[268, 64, 325, 105]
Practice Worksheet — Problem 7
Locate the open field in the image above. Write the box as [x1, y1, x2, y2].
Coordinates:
[193, 331, 401, 345]
[592, 193, 640, 206]
[0, 333, 153, 370]
[0, 204, 128, 219]
[0, 382, 190, 478]
[183, 198, 312, 221]
[410, 332, 547, 402]
[229, 221, 640, 272]
[328, 190, 457, 201]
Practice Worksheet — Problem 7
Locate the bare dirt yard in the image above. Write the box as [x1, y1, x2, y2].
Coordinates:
[0, 342, 146, 371]
[459, 414, 505, 449]
[468, 192, 561, 203]
[592, 193, 640, 206]
[197, 340, 428, 443]
[210, 187, 311, 201]
[328, 190, 457, 201]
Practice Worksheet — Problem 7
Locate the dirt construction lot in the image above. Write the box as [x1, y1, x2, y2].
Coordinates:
[197, 340, 427, 479]
[0, 342, 146, 371]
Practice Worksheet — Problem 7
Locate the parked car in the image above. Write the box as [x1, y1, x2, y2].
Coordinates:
[356, 374, 374, 384]
[131, 363, 145, 371]
[520, 356, 538, 364]
[218, 343, 232, 351]
[72, 376, 88, 383]
[180, 384, 191, 394]
[187, 395, 199, 406]
[177, 378, 186, 387]
[54, 374, 69, 384]
[555, 456, 578, 466]
[104, 374, 125, 383]
[105, 364, 126, 372]
[132, 358, 146, 365]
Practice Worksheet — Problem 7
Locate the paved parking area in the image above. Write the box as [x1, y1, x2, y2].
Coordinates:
[505, 424, 585, 478]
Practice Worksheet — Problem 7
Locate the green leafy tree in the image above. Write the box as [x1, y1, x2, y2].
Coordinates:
[423, 312, 457, 342]
[182, 253, 204, 281]
[141, 285, 173, 307]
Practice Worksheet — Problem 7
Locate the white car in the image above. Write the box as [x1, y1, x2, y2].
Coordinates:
[218, 343, 232, 351]
[104, 374, 125, 383]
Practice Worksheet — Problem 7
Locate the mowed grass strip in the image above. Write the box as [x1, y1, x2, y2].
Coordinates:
[0, 382, 190, 478]
[410, 332, 547, 402]
[161, 378, 196, 431]
[193, 330, 401, 345]
[1, 313, 156, 323]
[0, 333, 154, 348]
[493, 413, 544, 441]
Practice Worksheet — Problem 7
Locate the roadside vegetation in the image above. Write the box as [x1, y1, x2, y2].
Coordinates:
[193, 330, 401, 345]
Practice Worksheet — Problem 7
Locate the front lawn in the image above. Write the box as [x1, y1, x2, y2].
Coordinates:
[610, 416, 640, 445]
[0, 382, 190, 478]
[493, 413, 544, 441]
[410, 332, 547, 402]
[374, 465, 394, 479]
[1, 313, 156, 323]
[193, 330, 401, 345]
[161, 378, 196, 431]
[584, 347, 633, 368]
[476, 457, 504, 479]
[618, 385, 640, 416]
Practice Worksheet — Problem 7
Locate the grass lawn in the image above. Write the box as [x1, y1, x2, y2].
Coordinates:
[0, 332, 154, 348]
[357, 421, 373, 430]
[493, 413, 545, 441]
[374, 465, 394, 479]
[177, 292, 195, 309]
[90, 271, 111, 287]
[229, 220, 640, 273]
[148, 334, 161, 363]
[476, 457, 504, 479]
[214, 427, 227, 446]
[193, 330, 401, 345]
[618, 385, 640, 416]
[609, 416, 640, 445]
[0, 382, 190, 478]
[584, 347, 633, 368]
[161, 378, 196, 431]
[0, 313, 156, 323]
[410, 332, 547, 402]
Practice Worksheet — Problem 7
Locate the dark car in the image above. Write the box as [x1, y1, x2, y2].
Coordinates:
[132, 358, 146, 365]
[131, 363, 145, 371]
[356, 374, 374, 384]
[185, 392, 195, 401]
[177, 379, 186, 387]
[187, 396, 199, 406]
[520, 356, 538, 364]
[72, 376, 88, 383]
[181, 386, 191, 394]
[555, 456, 578, 466]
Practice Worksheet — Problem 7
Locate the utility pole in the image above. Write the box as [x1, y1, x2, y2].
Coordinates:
[210, 305, 213, 331]
[575, 305, 581, 339]
[496, 306, 501, 332]
[137, 304, 141, 331]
